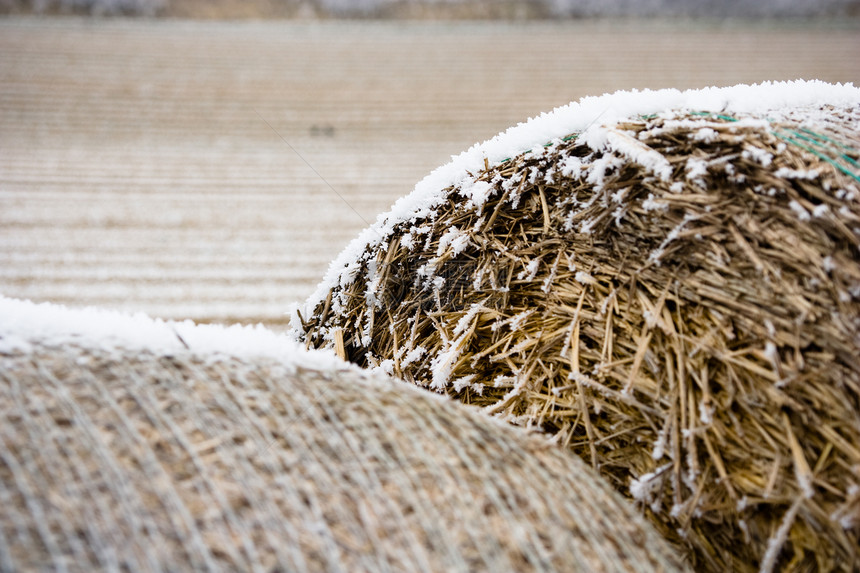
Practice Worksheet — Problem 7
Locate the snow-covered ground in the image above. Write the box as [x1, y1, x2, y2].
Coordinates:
[1, 18, 858, 328]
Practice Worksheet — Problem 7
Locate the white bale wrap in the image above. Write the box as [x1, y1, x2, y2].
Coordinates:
[0, 297, 686, 572]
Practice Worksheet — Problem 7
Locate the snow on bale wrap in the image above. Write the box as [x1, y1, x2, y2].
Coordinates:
[297, 81, 860, 572]
[0, 297, 686, 573]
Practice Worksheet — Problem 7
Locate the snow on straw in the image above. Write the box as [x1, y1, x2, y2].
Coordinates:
[300, 81, 860, 318]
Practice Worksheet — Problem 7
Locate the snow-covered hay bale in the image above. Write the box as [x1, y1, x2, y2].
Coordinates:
[297, 81, 860, 572]
[0, 297, 686, 573]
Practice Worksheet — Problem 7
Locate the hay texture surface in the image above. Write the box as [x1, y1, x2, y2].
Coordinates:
[0, 297, 686, 573]
[299, 82, 860, 571]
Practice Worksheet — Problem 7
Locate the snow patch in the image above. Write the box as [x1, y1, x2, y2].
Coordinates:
[459, 179, 495, 212]
[693, 127, 718, 143]
[685, 157, 709, 181]
[517, 259, 541, 281]
[401, 345, 426, 367]
[437, 226, 471, 256]
[0, 296, 343, 373]
[742, 145, 774, 167]
[812, 204, 830, 218]
[630, 463, 672, 512]
[642, 193, 668, 212]
[789, 200, 811, 222]
[559, 155, 585, 178]
[604, 128, 672, 181]
[775, 167, 819, 180]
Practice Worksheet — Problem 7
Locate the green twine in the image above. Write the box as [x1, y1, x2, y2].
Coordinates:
[647, 110, 860, 183]
[493, 112, 860, 185]
[690, 111, 739, 123]
[773, 127, 860, 184]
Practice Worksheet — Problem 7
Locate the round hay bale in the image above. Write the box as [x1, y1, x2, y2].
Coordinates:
[298, 82, 860, 571]
[0, 297, 686, 573]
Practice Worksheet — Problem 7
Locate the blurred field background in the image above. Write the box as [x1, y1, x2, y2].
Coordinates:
[1, 0, 859, 329]
[2, 0, 859, 17]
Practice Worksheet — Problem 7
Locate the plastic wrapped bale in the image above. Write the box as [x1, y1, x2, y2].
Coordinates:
[297, 82, 860, 572]
[0, 297, 687, 573]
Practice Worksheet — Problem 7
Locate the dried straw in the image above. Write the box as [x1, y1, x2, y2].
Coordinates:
[0, 335, 685, 572]
[301, 105, 860, 571]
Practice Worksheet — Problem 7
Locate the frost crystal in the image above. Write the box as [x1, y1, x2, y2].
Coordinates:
[775, 167, 819, 180]
[642, 193, 668, 212]
[560, 156, 584, 178]
[517, 259, 540, 281]
[586, 154, 623, 190]
[401, 346, 426, 367]
[459, 180, 494, 212]
[437, 226, 471, 256]
[575, 270, 595, 285]
[742, 145, 773, 167]
[693, 127, 718, 142]
[699, 399, 714, 425]
[605, 128, 672, 181]
[453, 374, 477, 393]
[789, 200, 811, 222]
[492, 309, 535, 333]
[630, 463, 671, 513]
[579, 217, 598, 235]
[611, 187, 629, 203]
[685, 157, 708, 184]
[812, 204, 830, 218]
[651, 434, 666, 461]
